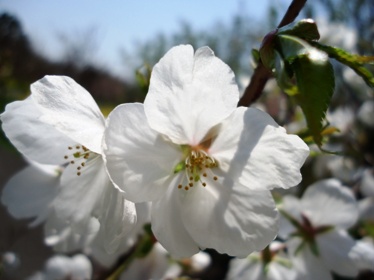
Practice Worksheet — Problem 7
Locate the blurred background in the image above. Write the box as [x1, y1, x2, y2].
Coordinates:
[0, 0, 373, 279]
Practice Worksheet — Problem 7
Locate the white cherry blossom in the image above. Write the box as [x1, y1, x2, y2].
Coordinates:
[27, 254, 92, 280]
[226, 242, 298, 280]
[1, 75, 143, 253]
[279, 179, 374, 279]
[104, 45, 309, 258]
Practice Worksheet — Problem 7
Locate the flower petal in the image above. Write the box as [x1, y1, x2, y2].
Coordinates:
[278, 196, 303, 239]
[96, 186, 138, 254]
[301, 179, 358, 228]
[30, 76, 105, 153]
[317, 230, 360, 277]
[1, 98, 76, 165]
[287, 237, 332, 280]
[54, 156, 108, 225]
[210, 107, 309, 191]
[1, 164, 59, 226]
[44, 211, 99, 252]
[181, 174, 279, 257]
[144, 45, 239, 145]
[226, 256, 263, 280]
[104, 103, 181, 202]
[151, 183, 199, 258]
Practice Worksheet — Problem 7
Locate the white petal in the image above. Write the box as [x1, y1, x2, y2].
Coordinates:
[181, 175, 279, 257]
[226, 256, 263, 280]
[287, 237, 332, 280]
[69, 254, 92, 279]
[104, 103, 181, 202]
[1, 164, 59, 226]
[350, 240, 374, 271]
[30, 76, 105, 153]
[144, 45, 239, 145]
[44, 212, 99, 252]
[278, 196, 303, 239]
[96, 186, 138, 254]
[360, 168, 374, 197]
[44, 255, 71, 279]
[151, 184, 199, 258]
[358, 197, 374, 220]
[54, 156, 108, 225]
[1, 98, 76, 165]
[301, 179, 358, 228]
[268, 260, 298, 280]
[211, 107, 309, 191]
[317, 230, 359, 277]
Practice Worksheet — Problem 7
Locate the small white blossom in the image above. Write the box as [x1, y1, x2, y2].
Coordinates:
[226, 242, 298, 280]
[27, 254, 92, 280]
[279, 179, 374, 279]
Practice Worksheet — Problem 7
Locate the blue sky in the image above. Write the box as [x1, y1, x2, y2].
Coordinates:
[1, 0, 276, 79]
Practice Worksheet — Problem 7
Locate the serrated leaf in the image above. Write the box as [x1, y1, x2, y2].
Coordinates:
[292, 52, 335, 146]
[312, 42, 374, 87]
[278, 19, 320, 41]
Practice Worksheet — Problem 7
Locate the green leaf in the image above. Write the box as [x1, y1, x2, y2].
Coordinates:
[277, 19, 320, 41]
[292, 51, 335, 146]
[311, 42, 374, 87]
[274, 50, 298, 95]
[259, 30, 277, 69]
[276, 34, 313, 61]
[251, 48, 260, 64]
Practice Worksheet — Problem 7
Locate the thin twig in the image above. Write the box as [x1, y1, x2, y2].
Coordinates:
[238, 0, 308, 107]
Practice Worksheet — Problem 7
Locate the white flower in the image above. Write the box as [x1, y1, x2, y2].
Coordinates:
[119, 242, 182, 280]
[104, 45, 309, 258]
[27, 254, 92, 280]
[279, 179, 374, 279]
[1, 161, 60, 227]
[1, 76, 142, 253]
[226, 242, 298, 280]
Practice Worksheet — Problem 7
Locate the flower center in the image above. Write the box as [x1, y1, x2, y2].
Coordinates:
[175, 148, 219, 191]
[63, 145, 98, 176]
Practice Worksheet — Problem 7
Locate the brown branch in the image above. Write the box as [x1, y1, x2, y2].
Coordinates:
[238, 0, 308, 107]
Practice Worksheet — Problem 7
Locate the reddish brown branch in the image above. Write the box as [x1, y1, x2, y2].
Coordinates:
[238, 0, 308, 107]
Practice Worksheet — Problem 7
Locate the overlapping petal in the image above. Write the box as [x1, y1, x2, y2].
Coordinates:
[181, 176, 278, 257]
[104, 103, 181, 202]
[151, 182, 200, 258]
[301, 179, 358, 228]
[144, 45, 239, 145]
[53, 158, 109, 225]
[1, 98, 76, 165]
[287, 237, 333, 280]
[30, 76, 106, 154]
[1, 163, 59, 226]
[210, 107, 309, 191]
[317, 230, 359, 277]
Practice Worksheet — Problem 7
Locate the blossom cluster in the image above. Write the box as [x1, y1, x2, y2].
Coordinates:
[1, 44, 373, 279]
